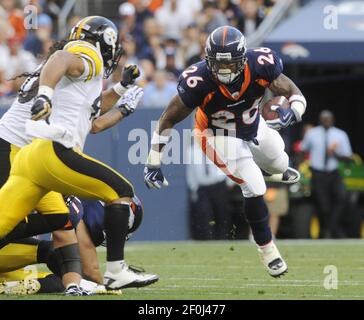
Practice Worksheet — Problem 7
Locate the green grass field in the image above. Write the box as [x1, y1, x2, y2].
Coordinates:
[2, 239, 364, 300]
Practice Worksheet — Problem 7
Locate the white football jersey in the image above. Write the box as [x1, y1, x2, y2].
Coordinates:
[25, 40, 104, 151]
[0, 65, 42, 147]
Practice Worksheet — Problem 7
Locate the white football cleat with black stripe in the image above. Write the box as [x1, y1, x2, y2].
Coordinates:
[104, 262, 159, 290]
[263, 167, 300, 184]
[258, 241, 288, 277]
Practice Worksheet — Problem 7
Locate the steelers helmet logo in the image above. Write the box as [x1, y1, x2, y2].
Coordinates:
[103, 27, 117, 46]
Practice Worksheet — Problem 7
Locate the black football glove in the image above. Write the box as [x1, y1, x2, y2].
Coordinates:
[31, 95, 52, 121]
[120, 64, 141, 87]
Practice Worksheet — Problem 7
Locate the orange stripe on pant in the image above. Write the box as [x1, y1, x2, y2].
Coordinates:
[194, 108, 245, 185]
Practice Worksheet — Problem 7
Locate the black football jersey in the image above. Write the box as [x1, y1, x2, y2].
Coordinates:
[177, 47, 283, 140]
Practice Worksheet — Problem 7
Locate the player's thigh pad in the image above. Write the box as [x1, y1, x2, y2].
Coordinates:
[248, 117, 288, 174]
[12, 139, 134, 203]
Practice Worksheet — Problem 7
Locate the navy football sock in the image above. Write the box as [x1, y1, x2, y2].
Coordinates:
[244, 196, 272, 246]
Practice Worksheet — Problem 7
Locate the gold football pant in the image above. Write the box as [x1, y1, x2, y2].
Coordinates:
[0, 240, 50, 281]
[0, 138, 134, 238]
[0, 138, 69, 238]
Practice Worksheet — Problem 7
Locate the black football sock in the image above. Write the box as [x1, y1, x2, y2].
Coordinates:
[37, 240, 54, 263]
[245, 196, 272, 246]
[38, 274, 65, 294]
[0, 213, 69, 247]
[104, 204, 130, 261]
[46, 249, 62, 278]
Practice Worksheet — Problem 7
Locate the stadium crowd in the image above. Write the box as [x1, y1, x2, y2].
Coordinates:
[0, 0, 276, 104]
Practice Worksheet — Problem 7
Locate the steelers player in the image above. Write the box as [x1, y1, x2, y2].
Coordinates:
[0, 196, 156, 295]
[0, 16, 143, 291]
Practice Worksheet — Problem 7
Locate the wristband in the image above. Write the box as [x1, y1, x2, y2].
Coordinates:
[113, 82, 127, 96]
[38, 85, 54, 100]
[289, 95, 306, 122]
[151, 132, 170, 145]
[146, 149, 163, 167]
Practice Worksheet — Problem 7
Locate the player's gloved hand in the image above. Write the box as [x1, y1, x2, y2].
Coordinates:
[121, 64, 140, 87]
[117, 86, 143, 117]
[266, 105, 297, 130]
[144, 166, 169, 189]
[31, 95, 52, 121]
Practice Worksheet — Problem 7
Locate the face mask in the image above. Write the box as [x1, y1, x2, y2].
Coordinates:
[216, 69, 239, 84]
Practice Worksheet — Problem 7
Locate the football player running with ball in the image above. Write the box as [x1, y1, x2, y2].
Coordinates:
[144, 26, 306, 277]
[0, 16, 143, 294]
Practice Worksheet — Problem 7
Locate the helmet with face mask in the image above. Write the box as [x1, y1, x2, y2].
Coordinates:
[205, 26, 247, 85]
[68, 16, 124, 79]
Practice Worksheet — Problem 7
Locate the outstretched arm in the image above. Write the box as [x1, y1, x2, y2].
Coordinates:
[151, 95, 193, 152]
[144, 95, 193, 189]
[91, 86, 143, 134]
[100, 65, 141, 114]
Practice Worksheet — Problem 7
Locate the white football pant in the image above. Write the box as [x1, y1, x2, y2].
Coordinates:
[196, 116, 289, 198]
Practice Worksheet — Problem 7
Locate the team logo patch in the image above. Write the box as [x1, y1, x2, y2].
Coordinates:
[103, 27, 117, 46]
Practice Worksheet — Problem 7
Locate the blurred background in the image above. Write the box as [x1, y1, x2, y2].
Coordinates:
[0, 0, 364, 241]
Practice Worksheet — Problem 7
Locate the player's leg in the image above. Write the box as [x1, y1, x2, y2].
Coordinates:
[0, 176, 47, 241]
[0, 141, 69, 247]
[248, 117, 300, 184]
[22, 139, 143, 289]
[197, 134, 287, 277]
[0, 238, 53, 295]
[0, 239, 40, 273]
[0, 142, 88, 295]
[35, 191, 85, 294]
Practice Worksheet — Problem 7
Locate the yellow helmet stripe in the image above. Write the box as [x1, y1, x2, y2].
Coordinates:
[75, 16, 96, 40]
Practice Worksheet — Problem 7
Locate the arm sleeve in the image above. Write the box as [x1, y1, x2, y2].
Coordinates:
[177, 70, 208, 109]
[255, 49, 284, 83]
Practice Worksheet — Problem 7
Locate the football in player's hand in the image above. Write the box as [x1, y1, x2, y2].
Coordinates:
[261, 96, 290, 120]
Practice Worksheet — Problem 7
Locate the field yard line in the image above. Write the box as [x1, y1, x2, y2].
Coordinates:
[124, 239, 364, 246]
[144, 264, 338, 270]
[164, 284, 323, 288]
[162, 282, 364, 288]
[167, 277, 364, 284]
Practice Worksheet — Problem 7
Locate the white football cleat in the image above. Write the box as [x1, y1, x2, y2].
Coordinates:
[104, 262, 159, 290]
[258, 241, 288, 277]
[263, 167, 300, 185]
[0, 279, 41, 295]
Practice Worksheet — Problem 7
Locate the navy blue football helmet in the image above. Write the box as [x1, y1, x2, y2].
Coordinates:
[205, 26, 247, 84]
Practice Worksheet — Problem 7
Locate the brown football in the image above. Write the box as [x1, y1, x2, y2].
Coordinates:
[261, 96, 290, 121]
